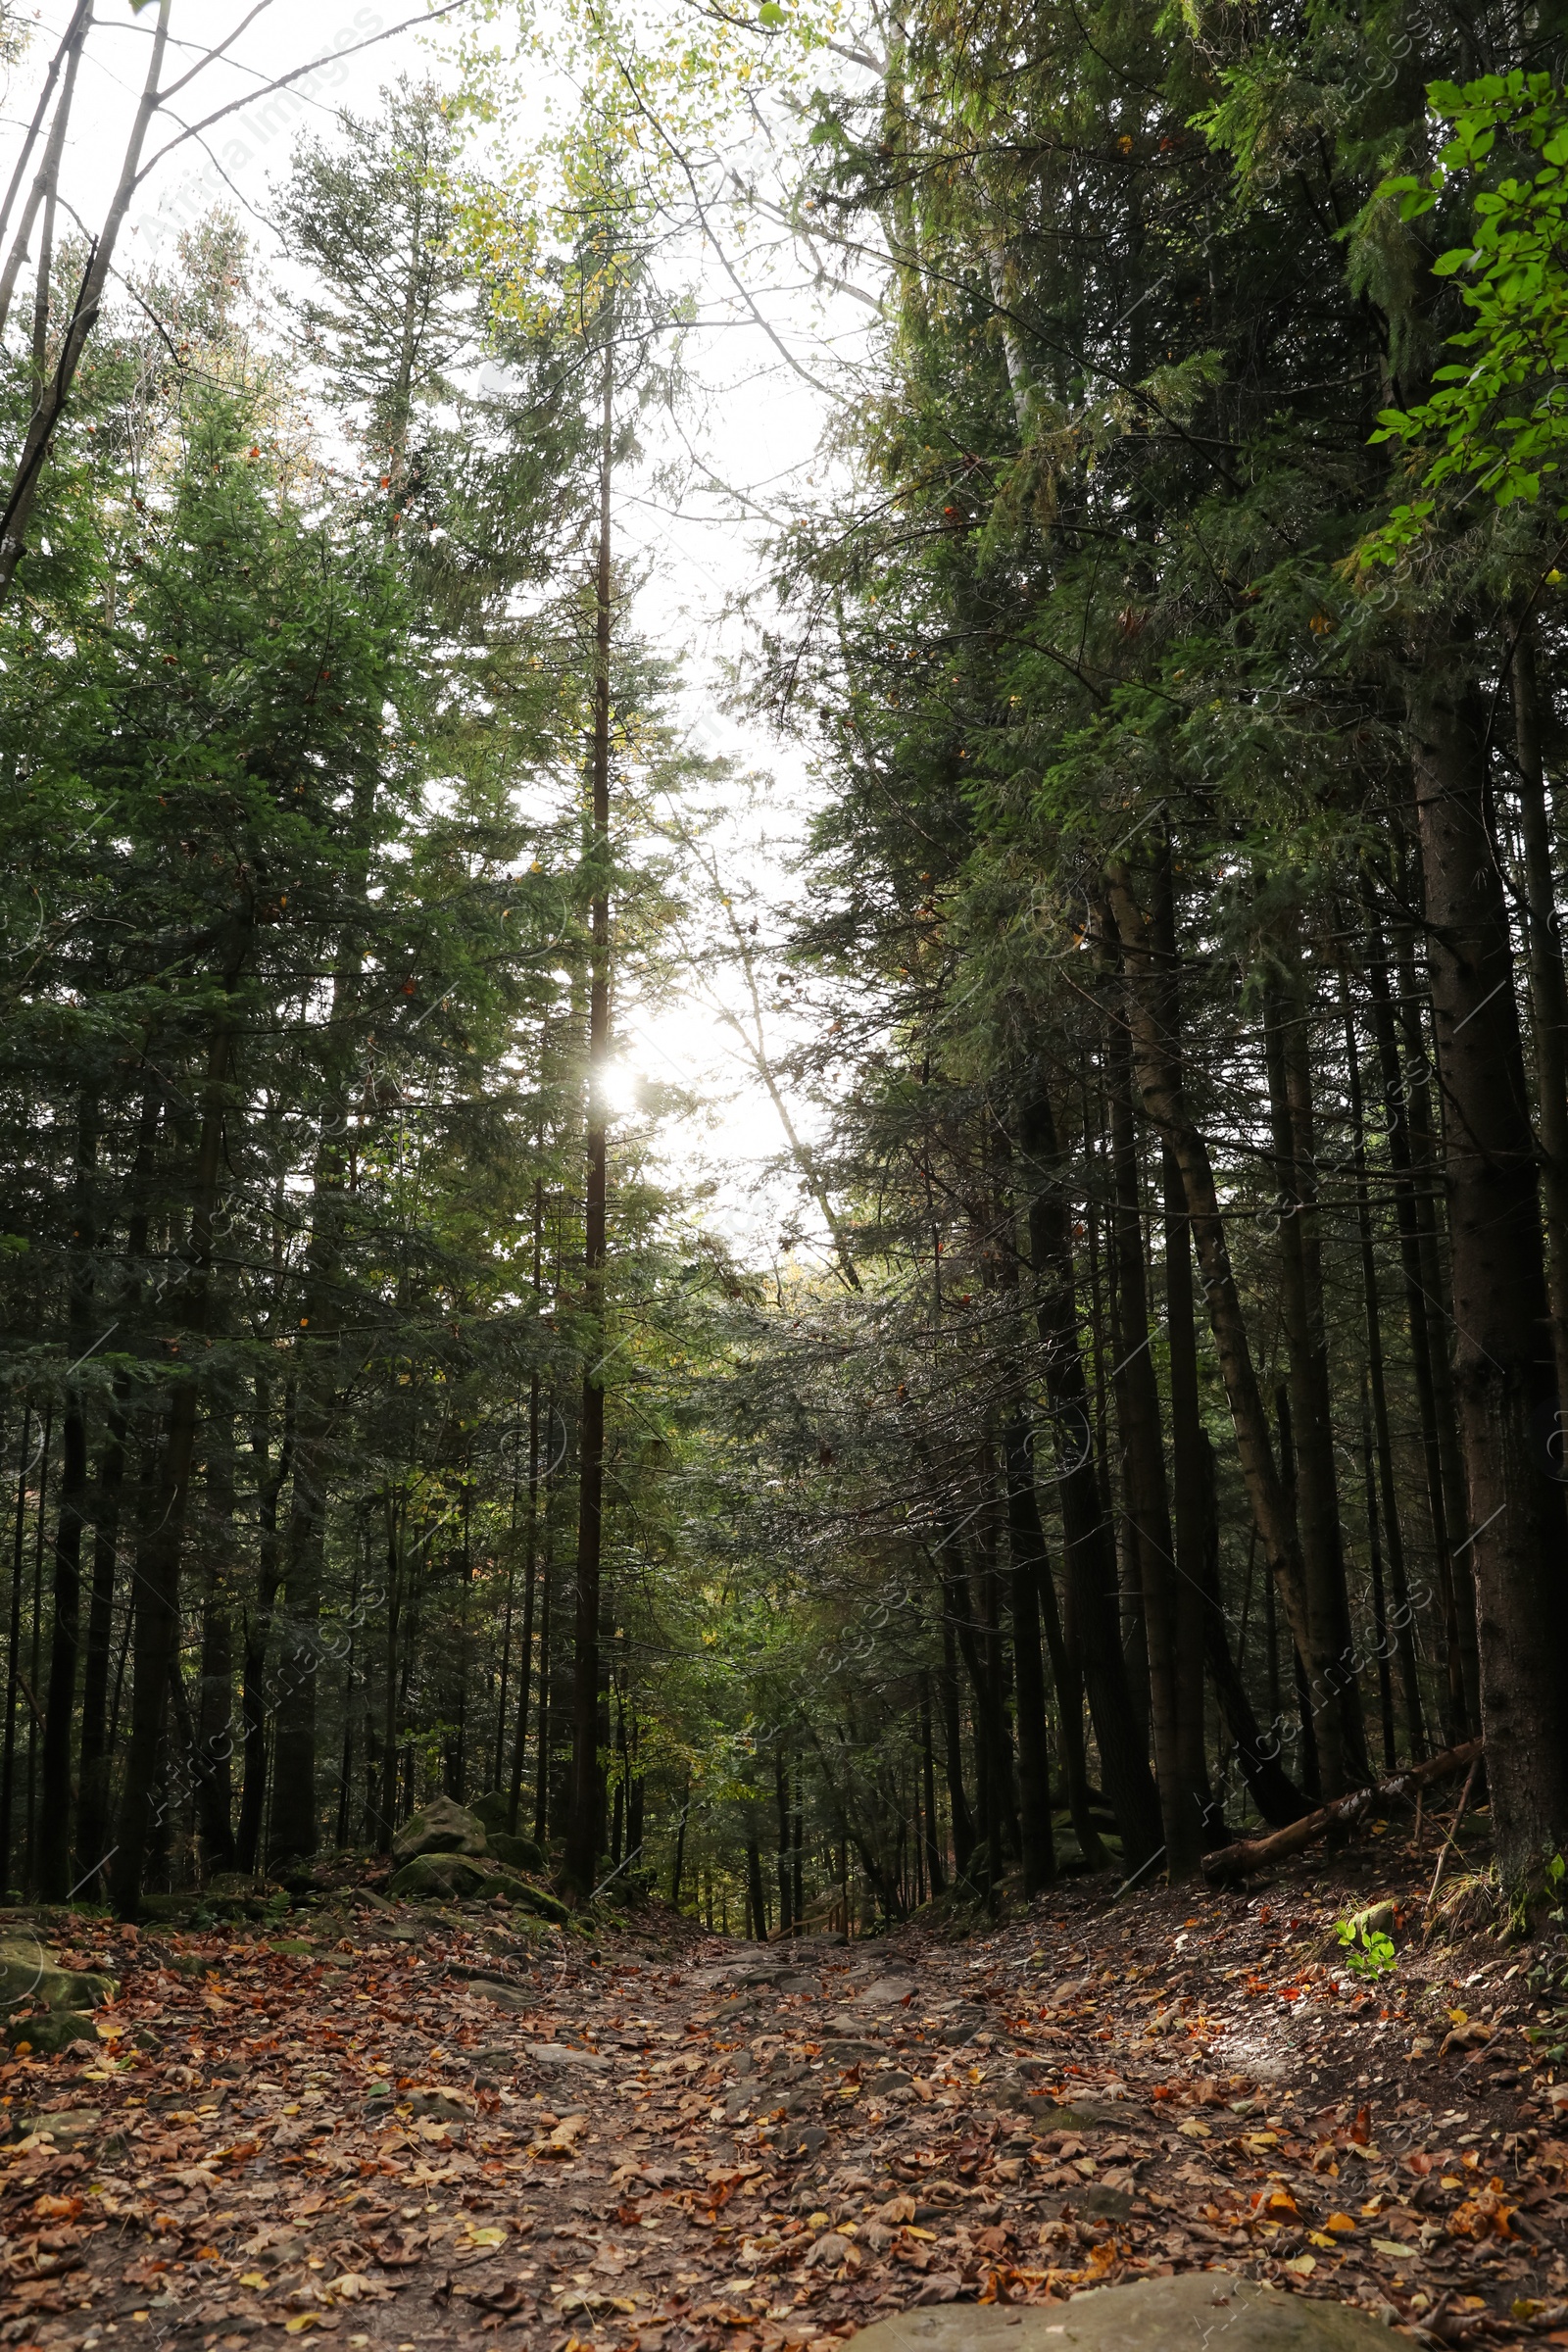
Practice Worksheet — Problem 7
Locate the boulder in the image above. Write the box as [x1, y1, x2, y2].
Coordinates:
[488, 1830, 546, 1872]
[0, 1941, 116, 2015]
[391, 1795, 489, 1869]
[467, 1791, 514, 1834]
[9, 2011, 98, 2056]
[510, 1880, 569, 1926]
[846, 2275, 1396, 2352]
[17, 2107, 101, 2147]
[388, 1852, 489, 1902]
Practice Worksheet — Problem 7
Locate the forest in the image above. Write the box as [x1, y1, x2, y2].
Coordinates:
[1, 0, 1567, 1943]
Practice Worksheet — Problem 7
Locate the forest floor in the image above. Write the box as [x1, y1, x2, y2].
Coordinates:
[0, 1831, 1565, 2352]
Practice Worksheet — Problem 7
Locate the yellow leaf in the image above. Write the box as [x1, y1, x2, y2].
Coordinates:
[1372, 2238, 1418, 2258]
[284, 2317, 321, 2334]
[239, 2274, 268, 2290]
[1323, 2213, 1357, 2234]
[1282, 2254, 1315, 2277]
[466, 2227, 507, 2247]
[1177, 2118, 1211, 2137]
[1307, 2232, 1338, 2250]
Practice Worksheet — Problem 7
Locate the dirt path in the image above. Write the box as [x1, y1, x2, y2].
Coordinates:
[2, 1856, 1566, 2352]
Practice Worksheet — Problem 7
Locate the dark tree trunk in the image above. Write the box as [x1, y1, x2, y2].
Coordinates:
[918, 1669, 946, 1893]
[746, 1835, 768, 1940]
[192, 1400, 237, 1870]
[1195, 1431, 1310, 1827]
[1018, 1074, 1158, 1867]
[38, 1094, 96, 1901]
[237, 1385, 293, 1875]
[1106, 1007, 1197, 1878]
[507, 1369, 541, 1835]
[937, 1602, 975, 1874]
[79, 1080, 163, 1888]
[1106, 864, 1321, 1747]
[1407, 671, 1568, 1872]
[1340, 962, 1427, 1760]
[1262, 957, 1367, 1794]
[112, 989, 241, 1920]
[1003, 1417, 1055, 1892]
[1512, 625, 1568, 1426]
[565, 338, 615, 1900]
[774, 1739, 794, 1933]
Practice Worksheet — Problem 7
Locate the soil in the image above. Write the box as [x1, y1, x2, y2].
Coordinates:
[0, 1833, 1563, 2352]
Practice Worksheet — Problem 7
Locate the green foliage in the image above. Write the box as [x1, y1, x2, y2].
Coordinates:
[1335, 1917, 1398, 1978]
[1365, 73, 1568, 555]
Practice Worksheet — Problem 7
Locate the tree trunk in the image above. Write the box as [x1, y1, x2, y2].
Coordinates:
[1195, 1430, 1310, 1826]
[237, 1385, 293, 1875]
[1017, 1074, 1152, 1866]
[565, 331, 615, 1899]
[38, 1094, 95, 1900]
[508, 1373, 541, 1835]
[1106, 863, 1319, 1700]
[918, 1669, 946, 1892]
[1407, 670, 1568, 1871]
[1261, 956, 1367, 1793]
[1003, 1417, 1055, 1892]
[937, 1601, 975, 1873]
[1106, 1007, 1197, 1877]
[111, 983, 242, 1920]
[193, 1400, 237, 1869]
[1340, 961, 1427, 1760]
[1512, 625, 1568, 1429]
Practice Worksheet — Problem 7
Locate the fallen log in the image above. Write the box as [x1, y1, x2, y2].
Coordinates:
[1200, 1736, 1484, 1883]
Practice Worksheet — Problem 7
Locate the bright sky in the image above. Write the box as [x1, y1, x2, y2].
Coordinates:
[8, 0, 883, 1275]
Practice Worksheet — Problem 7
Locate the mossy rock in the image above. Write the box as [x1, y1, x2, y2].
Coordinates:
[505, 1878, 569, 1926]
[488, 1830, 546, 1872]
[391, 1796, 489, 1870]
[847, 2275, 1396, 2352]
[16, 2106, 101, 2146]
[8, 2011, 98, 2056]
[388, 1852, 489, 1902]
[138, 1894, 200, 1927]
[467, 1790, 514, 1834]
[0, 1942, 116, 2016]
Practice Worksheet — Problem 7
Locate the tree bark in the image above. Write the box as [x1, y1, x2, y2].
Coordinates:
[1106, 1006, 1197, 1876]
[1511, 625, 1568, 1429]
[38, 1093, 96, 1901]
[1407, 671, 1568, 1871]
[565, 330, 615, 1898]
[1106, 863, 1318, 1702]
[1003, 1416, 1055, 1893]
[1017, 1074, 1151, 1865]
[1261, 956, 1367, 1793]
[111, 976, 242, 1919]
[1340, 961, 1427, 1760]
[1203, 1737, 1483, 1883]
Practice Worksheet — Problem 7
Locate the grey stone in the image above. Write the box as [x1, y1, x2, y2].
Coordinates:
[467, 1790, 514, 1833]
[0, 1941, 116, 2014]
[510, 1880, 569, 1926]
[391, 1795, 488, 1868]
[846, 2274, 1394, 2352]
[473, 1981, 529, 2012]
[388, 1851, 488, 1901]
[524, 2042, 612, 2072]
[489, 1831, 547, 1872]
[9, 2010, 97, 2055]
[17, 2105, 101, 2146]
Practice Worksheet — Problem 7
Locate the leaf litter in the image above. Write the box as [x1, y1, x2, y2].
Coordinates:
[0, 1848, 1566, 2352]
